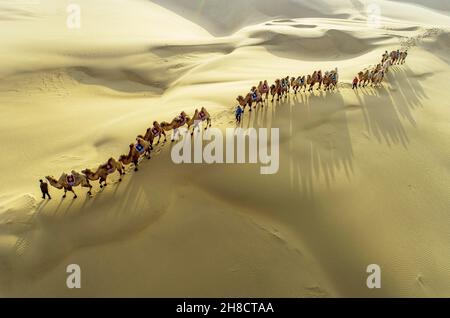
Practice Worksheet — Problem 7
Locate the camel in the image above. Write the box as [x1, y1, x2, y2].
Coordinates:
[82, 157, 124, 188]
[119, 138, 151, 172]
[399, 50, 408, 64]
[316, 70, 323, 90]
[187, 107, 212, 135]
[374, 63, 383, 73]
[327, 69, 339, 90]
[160, 112, 190, 142]
[371, 70, 384, 87]
[390, 50, 400, 65]
[280, 77, 289, 97]
[282, 76, 291, 94]
[298, 76, 307, 92]
[249, 86, 264, 109]
[143, 121, 167, 147]
[238, 87, 264, 110]
[322, 73, 334, 91]
[258, 80, 270, 101]
[307, 71, 320, 92]
[381, 51, 389, 64]
[135, 136, 152, 159]
[270, 79, 282, 102]
[290, 77, 299, 94]
[358, 70, 371, 87]
[46, 171, 92, 199]
[383, 58, 392, 74]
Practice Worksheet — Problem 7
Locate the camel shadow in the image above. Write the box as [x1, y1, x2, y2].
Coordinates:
[239, 89, 353, 198]
[237, 67, 426, 198]
[355, 65, 426, 148]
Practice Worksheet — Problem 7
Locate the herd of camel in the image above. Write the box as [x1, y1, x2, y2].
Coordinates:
[45, 108, 212, 198]
[237, 67, 339, 110]
[44, 48, 408, 199]
[357, 49, 408, 87]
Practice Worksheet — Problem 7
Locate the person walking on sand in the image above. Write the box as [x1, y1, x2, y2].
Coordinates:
[39, 179, 51, 200]
[352, 76, 359, 90]
[235, 105, 243, 124]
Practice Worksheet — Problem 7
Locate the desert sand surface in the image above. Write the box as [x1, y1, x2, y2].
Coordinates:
[0, 0, 449, 297]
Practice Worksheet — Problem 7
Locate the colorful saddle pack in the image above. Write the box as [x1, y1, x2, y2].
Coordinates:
[135, 143, 145, 154]
[66, 175, 76, 187]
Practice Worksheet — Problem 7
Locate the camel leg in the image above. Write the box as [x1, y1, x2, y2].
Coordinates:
[172, 128, 179, 142]
[134, 159, 139, 172]
[63, 188, 67, 199]
[150, 138, 154, 150]
[87, 184, 92, 195]
[71, 189, 77, 199]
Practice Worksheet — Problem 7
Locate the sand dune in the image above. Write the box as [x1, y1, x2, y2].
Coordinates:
[0, 0, 450, 297]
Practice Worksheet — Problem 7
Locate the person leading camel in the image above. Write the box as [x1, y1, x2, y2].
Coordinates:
[40, 179, 51, 200]
[235, 105, 243, 124]
[352, 76, 359, 89]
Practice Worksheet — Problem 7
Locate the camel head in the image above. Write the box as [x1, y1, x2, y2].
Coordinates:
[46, 176, 63, 189]
[46, 176, 57, 183]
[81, 168, 93, 176]
[122, 144, 134, 157]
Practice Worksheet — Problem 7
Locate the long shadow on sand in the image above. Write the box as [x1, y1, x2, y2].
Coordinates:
[238, 65, 426, 197]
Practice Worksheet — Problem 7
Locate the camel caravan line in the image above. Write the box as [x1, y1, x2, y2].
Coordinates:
[45, 107, 212, 198]
[237, 68, 339, 111]
[44, 49, 408, 199]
